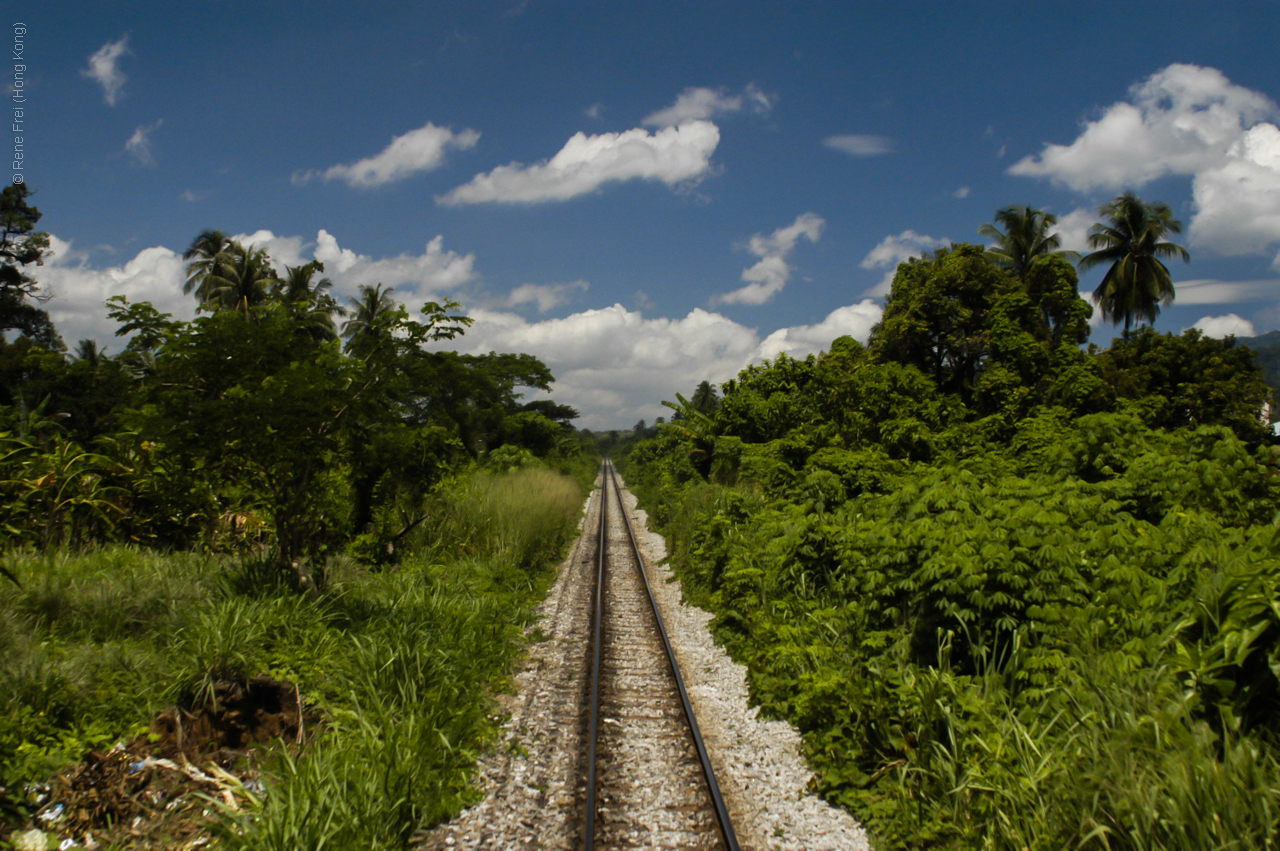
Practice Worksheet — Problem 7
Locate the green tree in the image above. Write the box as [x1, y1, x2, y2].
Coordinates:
[1098, 327, 1273, 443]
[128, 302, 367, 584]
[276, 260, 341, 342]
[202, 243, 279, 317]
[181, 228, 233, 302]
[342, 283, 399, 357]
[691, 380, 720, 414]
[978, 205, 1078, 279]
[0, 184, 61, 349]
[870, 243, 1013, 400]
[1079, 192, 1190, 339]
[661, 392, 718, 477]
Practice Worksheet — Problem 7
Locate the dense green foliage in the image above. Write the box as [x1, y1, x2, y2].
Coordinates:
[624, 243, 1280, 848]
[0, 229, 595, 584]
[1, 467, 585, 848]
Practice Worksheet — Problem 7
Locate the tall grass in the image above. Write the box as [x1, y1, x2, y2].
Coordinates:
[217, 467, 585, 849]
[881, 658, 1280, 849]
[419, 466, 585, 573]
[2, 466, 587, 849]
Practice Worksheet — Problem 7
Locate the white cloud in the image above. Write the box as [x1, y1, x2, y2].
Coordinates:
[1172, 277, 1280, 305]
[1009, 63, 1277, 191]
[716, 213, 825, 306]
[341, 236, 477, 298]
[953, 186, 971, 199]
[643, 84, 774, 127]
[1190, 313, 1256, 337]
[230, 230, 310, 271]
[438, 120, 720, 205]
[1190, 122, 1280, 266]
[179, 189, 207, 203]
[824, 135, 893, 157]
[37, 238, 195, 349]
[125, 119, 162, 166]
[295, 122, 480, 188]
[228, 228, 478, 302]
[438, 300, 881, 429]
[82, 36, 130, 106]
[859, 230, 949, 296]
[507, 280, 589, 313]
[207, 225, 477, 311]
[754, 301, 882, 361]
[1051, 207, 1097, 254]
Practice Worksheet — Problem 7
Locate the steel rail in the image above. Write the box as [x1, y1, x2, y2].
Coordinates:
[581, 460, 740, 851]
[584, 467, 608, 851]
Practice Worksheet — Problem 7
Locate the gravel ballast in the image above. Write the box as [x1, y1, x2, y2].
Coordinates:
[415, 472, 871, 850]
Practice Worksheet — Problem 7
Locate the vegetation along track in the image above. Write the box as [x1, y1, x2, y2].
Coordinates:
[585, 460, 739, 850]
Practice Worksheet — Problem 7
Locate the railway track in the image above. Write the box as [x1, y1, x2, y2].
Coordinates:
[583, 461, 739, 851]
[414, 463, 869, 850]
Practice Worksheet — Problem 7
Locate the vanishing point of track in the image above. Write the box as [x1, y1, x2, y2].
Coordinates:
[582, 461, 740, 851]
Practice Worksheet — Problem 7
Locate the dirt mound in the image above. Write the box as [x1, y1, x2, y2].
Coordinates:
[12, 675, 319, 850]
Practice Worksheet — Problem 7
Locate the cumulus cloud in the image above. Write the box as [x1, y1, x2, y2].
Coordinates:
[438, 120, 720, 205]
[1191, 122, 1280, 265]
[755, 300, 882, 361]
[859, 229, 949, 296]
[83, 36, 130, 106]
[37, 238, 195, 349]
[1009, 64, 1276, 191]
[643, 84, 774, 127]
[1190, 313, 1256, 338]
[507, 280, 589, 312]
[1009, 63, 1280, 266]
[825, 135, 893, 157]
[716, 213, 825, 306]
[953, 186, 971, 199]
[125, 119, 162, 166]
[294, 122, 480, 188]
[228, 228, 478, 302]
[439, 300, 881, 429]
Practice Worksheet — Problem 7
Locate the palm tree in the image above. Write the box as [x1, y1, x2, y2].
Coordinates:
[203, 243, 279, 318]
[342, 283, 399, 356]
[1078, 192, 1190, 340]
[276, 261, 341, 342]
[690, 380, 720, 414]
[73, 339, 101, 367]
[182, 229, 233, 302]
[978, 206, 1078, 279]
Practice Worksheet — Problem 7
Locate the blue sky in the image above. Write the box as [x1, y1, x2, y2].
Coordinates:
[16, 1, 1280, 427]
